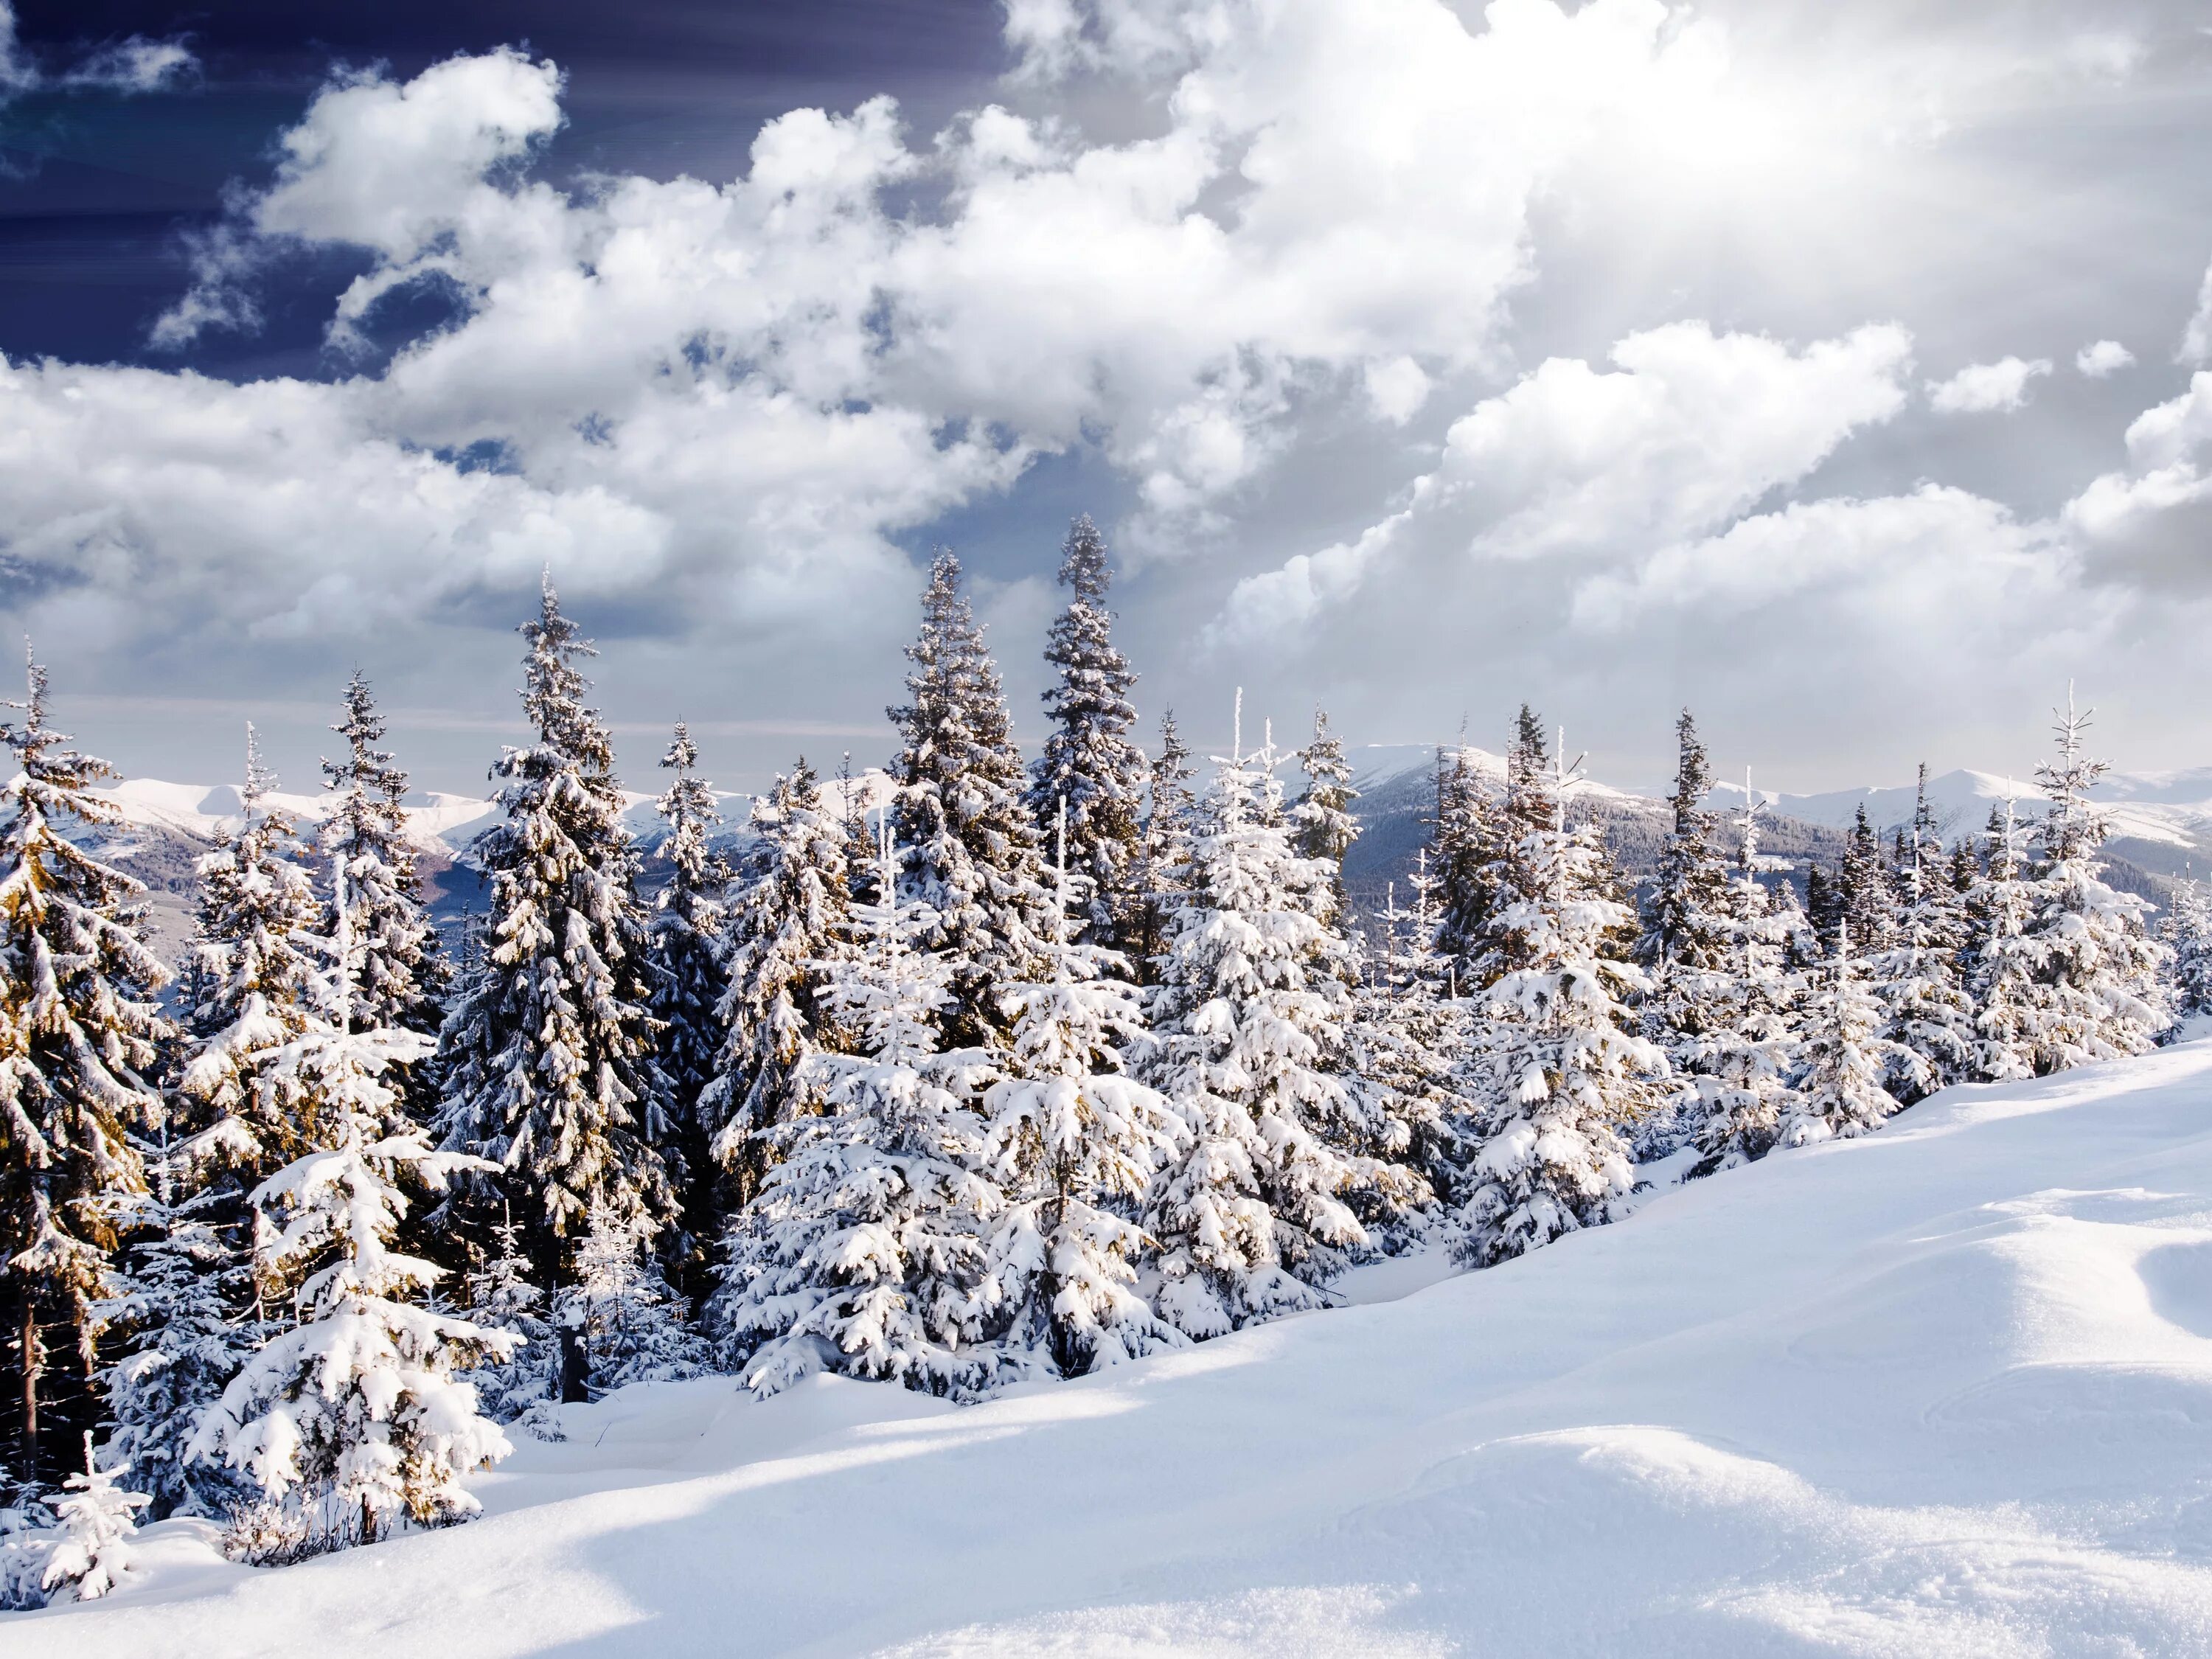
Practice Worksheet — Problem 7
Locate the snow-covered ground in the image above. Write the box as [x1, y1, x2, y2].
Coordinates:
[30, 1043, 2212, 1655]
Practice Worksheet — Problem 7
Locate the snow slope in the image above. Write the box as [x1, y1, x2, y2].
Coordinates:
[30, 1042, 2212, 1654]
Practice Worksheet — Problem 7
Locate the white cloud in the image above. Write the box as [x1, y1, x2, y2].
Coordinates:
[2183, 254, 2212, 364]
[1214, 320, 1913, 642]
[0, 1, 195, 101]
[1926, 355, 2053, 414]
[2076, 338, 2135, 377]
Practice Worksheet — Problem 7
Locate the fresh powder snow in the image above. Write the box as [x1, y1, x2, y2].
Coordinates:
[26, 1035, 2212, 1654]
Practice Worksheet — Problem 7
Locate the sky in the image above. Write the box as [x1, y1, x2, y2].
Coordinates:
[4, 0, 2212, 799]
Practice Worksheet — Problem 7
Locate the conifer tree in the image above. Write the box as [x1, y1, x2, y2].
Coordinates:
[192, 934, 515, 1554]
[1835, 804, 1894, 955]
[2166, 874, 2212, 1020]
[1430, 742, 1503, 986]
[706, 759, 852, 1208]
[647, 723, 730, 1272]
[321, 672, 446, 1043]
[93, 1200, 254, 1518]
[37, 1434, 147, 1603]
[1140, 698, 1409, 1337]
[889, 552, 1054, 1048]
[1291, 709, 1360, 911]
[2023, 691, 2171, 1066]
[1127, 712, 1194, 984]
[978, 801, 1186, 1378]
[1688, 778, 1802, 1177]
[714, 819, 1006, 1399]
[1964, 795, 2045, 1081]
[1635, 711, 1736, 1152]
[1454, 714, 1666, 1265]
[0, 648, 172, 1484]
[1870, 764, 1974, 1099]
[1342, 863, 1460, 1222]
[1024, 517, 1148, 955]
[1778, 922, 1916, 1144]
[461, 1211, 556, 1427]
[175, 726, 324, 1179]
[1804, 863, 1841, 955]
[435, 577, 675, 1267]
[555, 1199, 706, 1394]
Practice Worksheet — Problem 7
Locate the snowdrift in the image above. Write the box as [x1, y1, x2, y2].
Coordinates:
[30, 1042, 2212, 1656]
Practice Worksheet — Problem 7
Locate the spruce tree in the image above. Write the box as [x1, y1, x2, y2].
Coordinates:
[705, 759, 852, 1209]
[1964, 795, 2045, 1081]
[1291, 709, 1360, 911]
[1635, 711, 1736, 1153]
[1342, 863, 1459, 1225]
[1430, 741, 1503, 987]
[93, 1200, 254, 1518]
[1837, 804, 1894, 955]
[1140, 698, 1410, 1337]
[0, 649, 173, 1484]
[2023, 692, 2171, 1066]
[1023, 517, 1148, 955]
[2166, 874, 2212, 1020]
[646, 723, 731, 1276]
[889, 552, 1054, 1049]
[1778, 922, 1914, 1144]
[1127, 711, 1194, 984]
[321, 672, 446, 1043]
[461, 1211, 557, 1428]
[1454, 714, 1666, 1265]
[175, 726, 325, 1178]
[555, 1200, 707, 1395]
[1870, 764, 1973, 1099]
[978, 802, 1186, 1378]
[434, 577, 675, 1269]
[1688, 779, 1803, 1178]
[35, 1433, 147, 1603]
[714, 820, 1006, 1399]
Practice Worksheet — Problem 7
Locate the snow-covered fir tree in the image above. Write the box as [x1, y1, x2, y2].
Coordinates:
[1291, 709, 1359, 905]
[1835, 804, 1895, 956]
[1341, 863, 1460, 1224]
[2165, 873, 2212, 1020]
[1778, 921, 1917, 1145]
[646, 723, 731, 1273]
[1140, 697, 1411, 1338]
[192, 917, 515, 1554]
[714, 818, 1005, 1398]
[321, 672, 447, 1043]
[175, 724, 324, 1180]
[462, 1210, 557, 1427]
[978, 801, 1187, 1378]
[0, 647, 172, 1484]
[705, 759, 852, 1208]
[1453, 713, 1666, 1265]
[35, 1434, 147, 1603]
[1688, 777, 1803, 1178]
[93, 1199, 255, 1518]
[1870, 763, 1974, 1099]
[2023, 692, 2171, 1067]
[1023, 517, 1148, 956]
[1633, 711, 1737, 1154]
[435, 577, 675, 1266]
[1429, 741, 1502, 989]
[1127, 710, 1195, 984]
[889, 551, 1054, 1048]
[556, 1199, 706, 1395]
[1964, 794, 2045, 1082]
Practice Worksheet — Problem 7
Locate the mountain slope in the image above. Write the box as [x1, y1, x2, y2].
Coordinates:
[35, 1040, 2212, 1655]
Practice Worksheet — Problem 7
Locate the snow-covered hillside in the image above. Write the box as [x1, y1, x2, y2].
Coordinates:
[33, 1040, 2212, 1655]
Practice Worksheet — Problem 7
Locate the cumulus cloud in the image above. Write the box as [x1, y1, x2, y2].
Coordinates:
[1926, 355, 2053, 414]
[2062, 371, 2212, 591]
[2076, 339, 2135, 377]
[2184, 256, 2212, 365]
[1213, 320, 1913, 642]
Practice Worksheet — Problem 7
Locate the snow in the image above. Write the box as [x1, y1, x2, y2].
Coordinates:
[33, 1040, 2212, 1653]
[1711, 765, 2212, 855]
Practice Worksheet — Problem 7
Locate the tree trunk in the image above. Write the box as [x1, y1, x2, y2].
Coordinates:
[18, 1293, 38, 1478]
